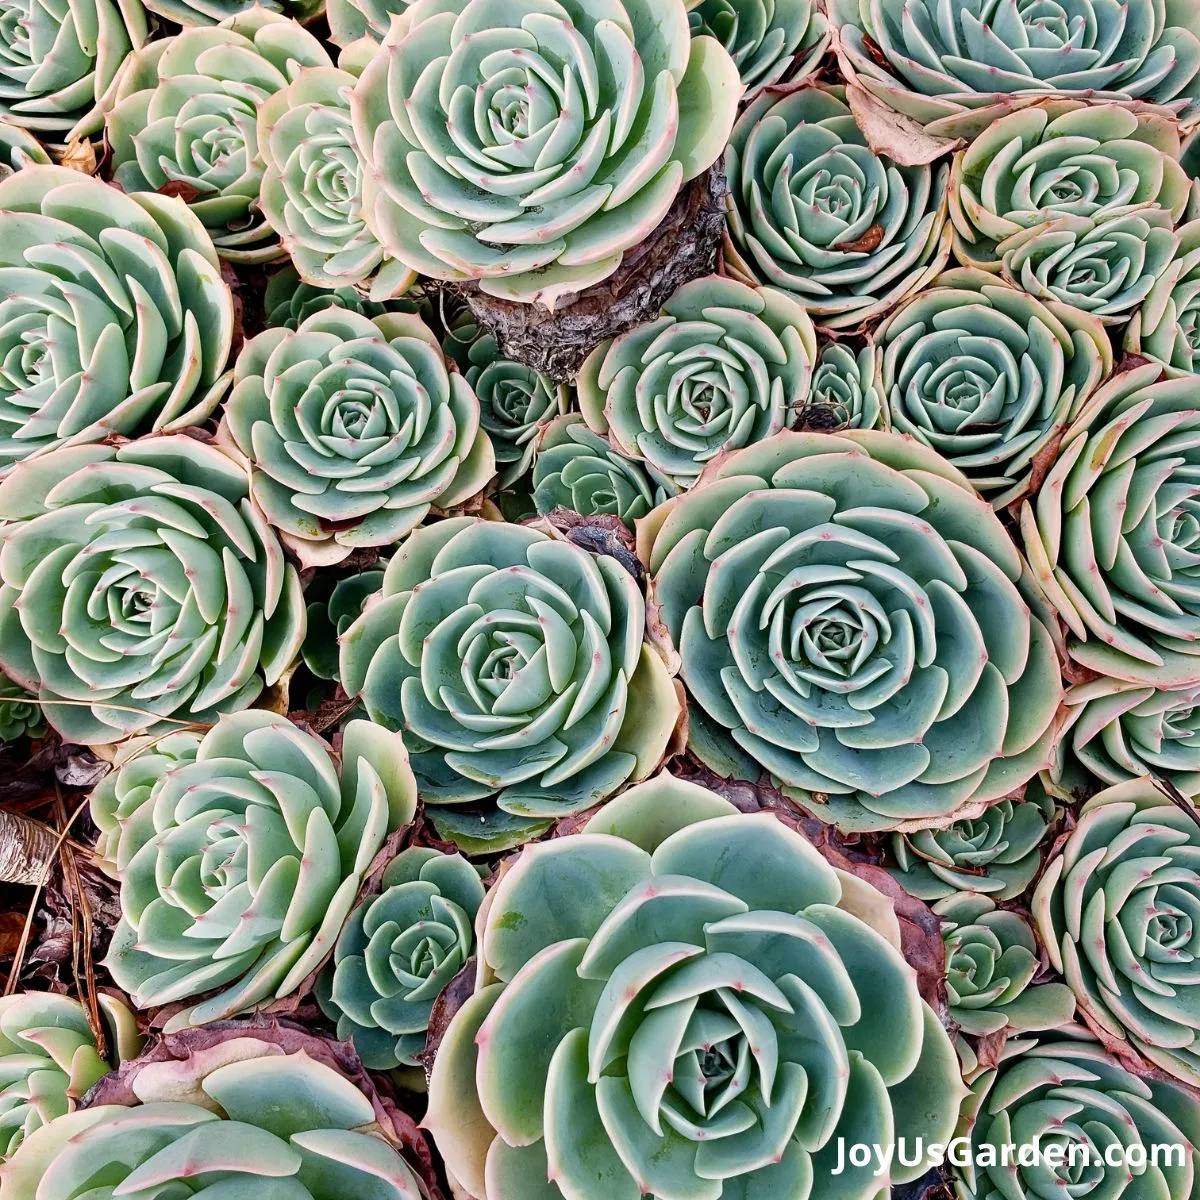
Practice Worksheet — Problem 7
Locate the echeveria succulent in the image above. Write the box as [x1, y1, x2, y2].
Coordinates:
[889, 789, 1057, 901]
[141, 0, 324, 28]
[317, 846, 485, 1071]
[0, 437, 307, 745]
[445, 316, 570, 488]
[102, 10, 331, 264]
[725, 86, 952, 330]
[259, 63, 415, 298]
[949, 103, 1192, 267]
[640, 431, 1063, 832]
[264, 265, 406, 330]
[806, 341, 883, 431]
[327, 0, 411, 48]
[688, 0, 829, 98]
[302, 563, 387, 682]
[0, 167, 234, 472]
[426, 772, 965, 1200]
[997, 204, 1179, 322]
[578, 278, 817, 489]
[1127, 219, 1200, 374]
[0, 121, 48, 178]
[955, 1038, 1200, 1200]
[103, 711, 417, 1028]
[935, 893, 1074, 1037]
[0, 673, 43, 742]
[340, 517, 680, 852]
[0, 0, 146, 136]
[531, 414, 675, 524]
[0, 1032, 429, 1199]
[831, 0, 1200, 138]
[0, 992, 142, 1160]
[222, 309, 494, 567]
[1034, 777, 1200, 1085]
[876, 268, 1110, 507]
[350, 0, 743, 308]
[1022, 362, 1200, 686]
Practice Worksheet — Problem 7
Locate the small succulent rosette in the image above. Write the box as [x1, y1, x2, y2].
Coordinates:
[805, 341, 883, 431]
[0, 167, 234, 473]
[317, 846, 485, 1074]
[725, 85, 952, 330]
[889, 787, 1057, 901]
[221, 309, 495, 566]
[302, 562, 387, 684]
[264, 265, 412, 330]
[102, 711, 418, 1029]
[1127, 218, 1200, 374]
[350, 0, 743, 307]
[0, 121, 49, 179]
[0, 672, 44, 742]
[0, 991, 143, 1161]
[578, 277, 818, 489]
[949, 102, 1192, 268]
[1034, 777, 1200, 1086]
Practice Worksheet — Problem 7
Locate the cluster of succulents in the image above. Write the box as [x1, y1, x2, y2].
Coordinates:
[2, 0, 1200, 1197]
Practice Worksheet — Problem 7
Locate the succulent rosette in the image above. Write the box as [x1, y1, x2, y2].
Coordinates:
[0, 436, 306, 745]
[875, 268, 1110, 508]
[578, 278, 817, 489]
[0, 1029, 431, 1200]
[531, 414, 675, 524]
[0, 992, 143, 1160]
[0, 121, 48, 178]
[302, 563, 387, 683]
[688, 0, 829, 98]
[935, 893, 1074, 1036]
[997, 204, 1179, 322]
[955, 1037, 1200, 1200]
[1127, 219, 1200, 374]
[317, 846, 485, 1071]
[0, 167, 234, 472]
[327, 0, 413, 48]
[426, 772, 965, 1200]
[1033, 777, 1200, 1085]
[102, 10, 331, 264]
[1022, 362, 1200, 686]
[640, 430, 1064, 832]
[807, 341, 883, 431]
[949, 103, 1192, 267]
[724, 86, 952, 330]
[339, 517, 681, 853]
[889, 788, 1057, 901]
[830, 0, 1200, 138]
[221, 309, 494, 567]
[103, 710, 417, 1029]
[349, 0, 743, 308]
[0, 0, 146, 136]
[264, 266, 406, 330]
[0, 672, 43, 741]
[259, 62, 415, 298]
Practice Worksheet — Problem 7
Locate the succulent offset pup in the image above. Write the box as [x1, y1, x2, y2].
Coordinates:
[426, 772, 966, 1200]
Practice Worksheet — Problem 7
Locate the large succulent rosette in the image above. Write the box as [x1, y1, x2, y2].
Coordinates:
[1127, 219, 1200, 374]
[578, 277, 817, 489]
[949, 103, 1192, 267]
[831, 0, 1200, 138]
[639, 431, 1064, 832]
[102, 10, 331, 265]
[1033, 777, 1200, 1085]
[103, 711, 417, 1028]
[997, 203, 1179, 322]
[688, 0, 829, 99]
[222, 309, 493, 567]
[955, 1038, 1200, 1200]
[339, 517, 680, 853]
[0, 0, 146, 136]
[1022, 362, 1200, 686]
[889, 788, 1057, 901]
[0, 992, 142, 1160]
[0, 1030, 431, 1199]
[317, 846, 485, 1071]
[259, 63, 414, 297]
[0, 167, 234, 472]
[426, 773, 965, 1200]
[531, 414, 675, 524]
[349, 0, 743, 308]
[0, 436, 306, 745]
[807, 341, 883, 431]
[875, 268, 1110, 508]
[724, 86, 952, 331]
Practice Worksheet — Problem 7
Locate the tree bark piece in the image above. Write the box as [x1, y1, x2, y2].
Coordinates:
[0, 809, 60, 885]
